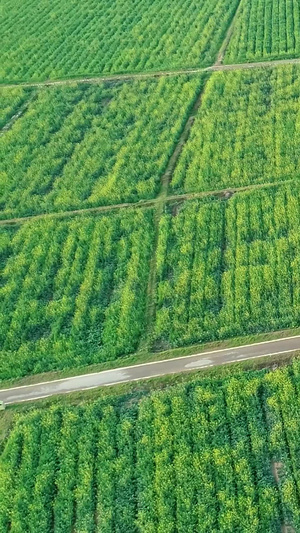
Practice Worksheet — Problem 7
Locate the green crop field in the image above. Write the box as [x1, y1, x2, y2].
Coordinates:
[2, 361, 300, 532]
[0, 209, 154, 380]
[4, 180, 300, 382]
[225, 0, 300, 64]
[171, 65, 300, 194]
[155, 184, 300, 348]
[0, 0, 239, 83]
[0, 76, 202, 220]
[4, 0, 300, 529]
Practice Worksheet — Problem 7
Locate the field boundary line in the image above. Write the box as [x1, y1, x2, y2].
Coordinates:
[215, 0, 244, 66]
[0, 68, 208, 89]
[2, 57, 300, 89]
[0, 199, 157, 226]
[210, 57, 300, 72]
[0, 178, 297, 227]
[167, 178, 298, 203]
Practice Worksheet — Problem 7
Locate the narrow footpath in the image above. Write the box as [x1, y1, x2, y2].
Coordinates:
[2, 56, 300, 90]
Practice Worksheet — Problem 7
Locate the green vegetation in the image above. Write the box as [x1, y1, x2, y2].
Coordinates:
[0, 0, 239, 83]
[2, 157, 300, 381]
[2, 360, 300, 531]
[225, 0, 300, 64]
[3, 1, 300, 530]
[2, 67, 300, 381]
[0, 208, 154, 380]
[154, 184, 300, 348]
[171, 65, 300, 193]
[0, 76, 202, 219]
[0, 87, 32, 130]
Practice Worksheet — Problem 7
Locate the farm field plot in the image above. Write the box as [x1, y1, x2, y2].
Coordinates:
[0, 0, 239, 83]
[0, 208, 154, 381]
[2, 362, 300, 532]
[171, 65, 300, 194]
[0, 76, 202, 219]
[154, 184, 300, 349]
[225, 0, 300, 64]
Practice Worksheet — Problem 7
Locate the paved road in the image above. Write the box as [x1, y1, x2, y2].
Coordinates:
[1, 336, 300, 405]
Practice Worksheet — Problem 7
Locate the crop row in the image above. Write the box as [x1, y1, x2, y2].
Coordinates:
[0, 76, 202, 219]
[2, 361, 300, 531]
[0, 0, 239, 83]
[172, 65, 300, 194]
[225, 0, 300, 64]
[155, 183, 300, 348]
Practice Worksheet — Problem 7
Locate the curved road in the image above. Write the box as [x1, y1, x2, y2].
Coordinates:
[1, 335, 300, 404]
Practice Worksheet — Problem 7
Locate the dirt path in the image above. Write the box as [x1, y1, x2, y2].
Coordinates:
[272, 461, 283, 484]
[159, 83, 207, 198]
[215, 0, 244, 66]
[0, 68, 208, 89]
[2, 57, 300, 90]
[140, 79, 209, 349]
[272, 461, 296, 533]
[0, 179, 297, 227]
[166, 178, 297, 203]
[211, 56, 300, 72]
[0, 198, 156, 226]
